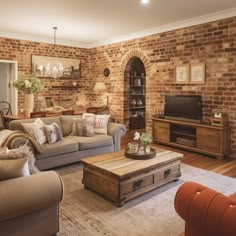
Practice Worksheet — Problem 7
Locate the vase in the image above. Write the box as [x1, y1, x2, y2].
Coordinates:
[143, 144, 147, 153]
[130, 99, 136, 107]
[142, 144, 150, 154]
[24, 93, 34, 117]
[137, 99, 143, 106]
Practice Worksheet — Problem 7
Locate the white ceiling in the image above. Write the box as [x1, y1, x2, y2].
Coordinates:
[0, 0, 235, 48]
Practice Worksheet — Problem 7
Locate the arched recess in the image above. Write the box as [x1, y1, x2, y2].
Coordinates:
[121, 50, 150, 130]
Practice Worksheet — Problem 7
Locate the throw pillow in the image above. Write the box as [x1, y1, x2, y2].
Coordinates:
[82, 113, 96, 126]
[0, 157, 30, 180]
[44, 122, 63, 144]
[60, 115, 82, 136]
[71, 118, 94, 137]
[22, 118, 47, 145]
[71, 118, 83, 136]
[94, 115, 110, 134]
[0, 145, 39, 174]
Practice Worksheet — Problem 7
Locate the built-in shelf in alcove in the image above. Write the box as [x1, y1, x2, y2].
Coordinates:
[127, 57, 146, 130]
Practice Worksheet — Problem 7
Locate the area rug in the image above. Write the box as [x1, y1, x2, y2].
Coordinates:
[56, 163, 236, 236]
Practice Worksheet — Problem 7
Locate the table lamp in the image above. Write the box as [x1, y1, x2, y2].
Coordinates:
[93, 82, 109, 108]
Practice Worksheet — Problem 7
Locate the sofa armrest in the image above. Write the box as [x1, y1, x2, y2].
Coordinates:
[7, 136, 36, 153]
[0, 171, 63, 222]
[108, 122, 126, 151]
[174, 181, 236, 236]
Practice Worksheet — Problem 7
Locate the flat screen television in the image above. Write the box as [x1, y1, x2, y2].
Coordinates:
[164, 95, 202, 123]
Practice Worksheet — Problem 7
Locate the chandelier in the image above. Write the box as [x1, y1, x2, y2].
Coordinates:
[45, 27, 64, 78]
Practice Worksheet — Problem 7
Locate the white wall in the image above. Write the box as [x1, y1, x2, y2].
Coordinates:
[0, 63, 10, 102]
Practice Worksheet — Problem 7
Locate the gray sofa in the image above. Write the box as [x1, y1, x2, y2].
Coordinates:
[9, 115, 126, 170]
[0, 171, 63, 236]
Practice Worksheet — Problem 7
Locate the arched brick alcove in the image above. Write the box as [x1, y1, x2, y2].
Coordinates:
[120, 50, 151, 129]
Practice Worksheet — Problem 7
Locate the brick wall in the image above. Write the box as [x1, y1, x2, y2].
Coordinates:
[0, 16, 236, 155]
[0, 38, 91, 110]
[89, 17, 236, 156]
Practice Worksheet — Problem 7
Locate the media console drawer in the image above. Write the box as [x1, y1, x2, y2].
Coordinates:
[197, 127, 221, 153]
[153, 120, 170, 142]
[197, 127, 220, 137]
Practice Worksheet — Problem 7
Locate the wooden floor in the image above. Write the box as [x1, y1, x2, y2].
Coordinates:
[121, 130, 236, 178]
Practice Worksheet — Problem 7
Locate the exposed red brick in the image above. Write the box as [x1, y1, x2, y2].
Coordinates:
[90, 16, 236, 156]
[0, 16, 236, 156]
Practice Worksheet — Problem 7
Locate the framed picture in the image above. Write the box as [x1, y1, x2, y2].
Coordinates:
[32, 55, 81, 79]
[190, 63, 205, 84]
[175, 64, 189, 84]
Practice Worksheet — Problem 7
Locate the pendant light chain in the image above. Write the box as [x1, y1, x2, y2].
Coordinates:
[53, 26, 57, 55]
[45, 26, 64, 78]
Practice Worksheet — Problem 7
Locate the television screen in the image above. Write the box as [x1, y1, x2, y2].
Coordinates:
[164, 95, 202, 122]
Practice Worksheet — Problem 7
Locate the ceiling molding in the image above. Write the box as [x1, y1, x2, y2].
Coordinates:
[0, 8, 235, 49]
[0, 32, 90, 49]
[89, 8, 236, 48]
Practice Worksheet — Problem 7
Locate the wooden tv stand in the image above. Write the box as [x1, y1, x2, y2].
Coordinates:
[152, 117, 231, 160]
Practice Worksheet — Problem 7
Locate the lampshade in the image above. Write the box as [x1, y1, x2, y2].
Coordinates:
[93, 81, 109, 108]
[93, 82, 107, 92]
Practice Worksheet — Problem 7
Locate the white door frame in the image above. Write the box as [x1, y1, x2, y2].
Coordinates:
[0, 60, 18, 115]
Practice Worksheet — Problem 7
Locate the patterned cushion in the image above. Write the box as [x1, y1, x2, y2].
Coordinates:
[94, 115, 110, 134]
[82, 113, 110, 134]
[71, 118, 94, 137]
[0, 147, 31, 180]
[60, 115, 82, 136]
[82, 113, 96, 126]
[22, 118, 47, 144]
[0, 158, 30, 180]
[44, 122, 63, 144]
[0, 146, 39, 174]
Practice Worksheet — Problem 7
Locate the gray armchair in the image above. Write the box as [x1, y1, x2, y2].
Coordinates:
[0, 171, 64, 236]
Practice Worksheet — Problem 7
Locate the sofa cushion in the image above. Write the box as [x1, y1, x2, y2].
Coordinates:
[41, 116, 63, 131]
[82, 113, 110, 134]
[0, 158, 30, 180]
[60, 115, 82, 137]
[71, 135, 113, 151]
[44, 122, 63, 144]
[22, 118, 47, 144]
[71, 118, 95, 137]
[36, 136, 78, 159]
[0, 146, 39, 174]
[9, 116, 62, 133]
[94, 114, 110, 134]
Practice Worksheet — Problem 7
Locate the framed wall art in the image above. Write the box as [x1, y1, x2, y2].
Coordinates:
[32, 55, 81, 79]
[175, 64, 189, 84]
[190, 63, 205, 84]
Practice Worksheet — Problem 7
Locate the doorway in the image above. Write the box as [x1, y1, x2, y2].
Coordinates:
[0, 60, 18, 115]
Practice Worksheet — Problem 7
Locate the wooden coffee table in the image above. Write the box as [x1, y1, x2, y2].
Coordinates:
[81, 148, 183, 207]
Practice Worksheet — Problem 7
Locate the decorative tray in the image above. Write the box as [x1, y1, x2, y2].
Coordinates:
[125, 148, 156, 160]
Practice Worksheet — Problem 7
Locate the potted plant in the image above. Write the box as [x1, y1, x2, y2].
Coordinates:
[134, 131, 153, 153]
[13, 74, 43, 117]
